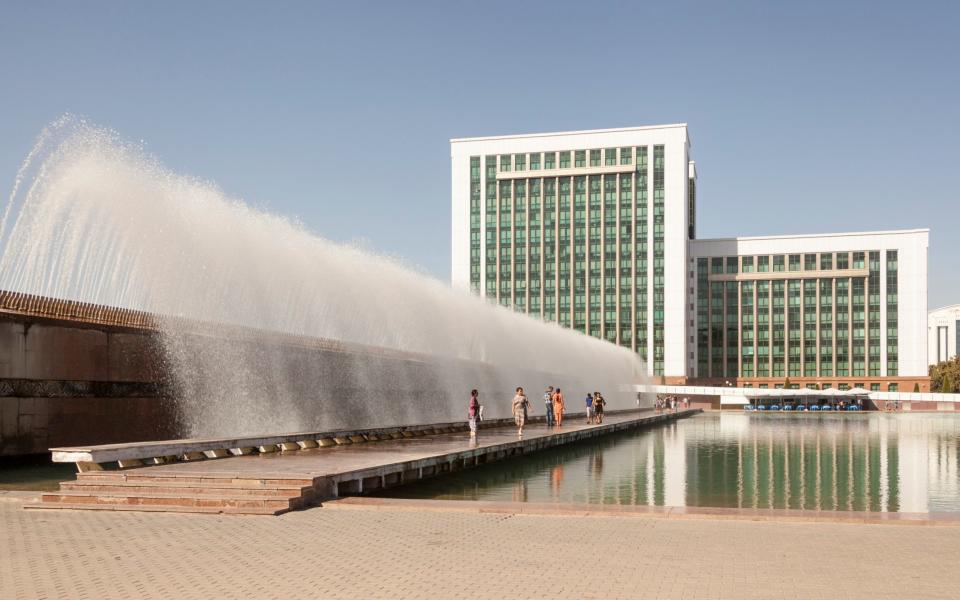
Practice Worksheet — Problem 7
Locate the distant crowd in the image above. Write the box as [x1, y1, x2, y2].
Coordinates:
[467, 386, 608, 437]
[655, 395, 688, 413]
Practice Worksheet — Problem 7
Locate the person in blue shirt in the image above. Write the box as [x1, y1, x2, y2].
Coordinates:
[585, 393, 594, 424]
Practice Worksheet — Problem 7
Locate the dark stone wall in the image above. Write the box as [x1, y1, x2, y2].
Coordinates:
[0, 314, 174, 456]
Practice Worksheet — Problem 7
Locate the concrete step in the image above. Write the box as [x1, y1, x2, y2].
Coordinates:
[40, 491, 303, 511]
[76, 472, 316, 488]
[60, 481, 312, 497]
[24, 501, 289, 516]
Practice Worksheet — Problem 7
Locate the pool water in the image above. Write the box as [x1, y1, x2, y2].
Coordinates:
[0, 457, 75, 492]
[376, 412, 960, 513]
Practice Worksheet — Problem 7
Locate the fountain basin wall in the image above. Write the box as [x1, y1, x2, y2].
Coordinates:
[0, 308, 173, 456]
[0, 292, 603, 456]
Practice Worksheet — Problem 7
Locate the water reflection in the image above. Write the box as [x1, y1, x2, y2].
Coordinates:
[377, 413, 960, 513]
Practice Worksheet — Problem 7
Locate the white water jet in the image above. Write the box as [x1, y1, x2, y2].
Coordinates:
[0, 117, 646, 436]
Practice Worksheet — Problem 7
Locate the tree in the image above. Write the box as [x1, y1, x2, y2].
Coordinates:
[941, 373, 955, 394]
[930, 356, 960, 393]
[784, 376, 791, 389]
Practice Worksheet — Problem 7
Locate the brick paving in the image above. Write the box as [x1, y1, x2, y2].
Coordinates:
[2, 500, 959, 599]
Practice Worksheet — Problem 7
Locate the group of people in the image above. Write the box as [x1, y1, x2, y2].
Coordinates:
[655, 395, 688, 413]
[467, 386, 608, 438]
[583, 391, 607, 425]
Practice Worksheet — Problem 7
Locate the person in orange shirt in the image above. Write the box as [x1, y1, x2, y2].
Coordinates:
[552, 387, 565, 427]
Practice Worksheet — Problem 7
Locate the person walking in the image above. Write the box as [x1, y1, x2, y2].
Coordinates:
[468, 389, 481, 438]
[594, 391, 605, 424]
[544, 386, 555, 427]
[512, 387, 529, 436]
[553, 387, 565, 428]
[585, 393, 594, 424]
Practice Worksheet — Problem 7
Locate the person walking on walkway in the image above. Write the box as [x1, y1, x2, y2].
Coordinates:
[594, 391, 605, 424]
[512, 387, 529, 436]
[544, 386, 555, 427]
[585, 393, 594, 424]
[468, 389, 480, 438]
[553, 387, 565, 428]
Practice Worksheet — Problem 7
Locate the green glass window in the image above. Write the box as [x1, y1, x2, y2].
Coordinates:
[530, 153, 541, 170]
[788, 254, 801, 271]
[605, 148, 617, 166]
[742, 256, 754, 273]
[589, 149, 601, 167]
[574, 150, 585, 168]
[758, 256, 769, 272]
[619, 147, 632, 165]
[514, 154, 526, 171]
[804, 253, 816, 271]
[836, 252, 849, 269]
[820, 253, 832, 270]
[773, 255, 785, 272]
[559, 151, 571, 169]
[499, 154, 511, 172]
[726, 257, 738, 274]
[711, 257, 723, 274]
[853, 251, 865, 269]
[544, 152, 556, 170]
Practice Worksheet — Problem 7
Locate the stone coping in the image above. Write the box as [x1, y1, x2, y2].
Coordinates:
[327, 497, 960, 527]
[51, 409, 645, 467]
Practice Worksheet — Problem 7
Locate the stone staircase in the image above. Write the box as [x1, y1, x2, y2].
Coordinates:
[28, 472, 324, 515]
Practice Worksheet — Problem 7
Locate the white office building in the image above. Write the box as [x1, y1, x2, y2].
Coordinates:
[689, 230, 929, 392]
[451, 125, 695, 378]
[451, 125, 931, 390]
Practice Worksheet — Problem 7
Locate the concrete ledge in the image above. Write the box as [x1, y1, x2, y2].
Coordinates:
[324, 410, 699, 499]
[325, 496, 960, 527]
[49, 410, 641, 469]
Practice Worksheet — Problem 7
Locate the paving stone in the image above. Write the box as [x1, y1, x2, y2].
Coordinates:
[1, 501, 958, 599]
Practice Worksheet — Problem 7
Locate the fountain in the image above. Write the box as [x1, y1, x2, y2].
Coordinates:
[0, 117, 646, 438]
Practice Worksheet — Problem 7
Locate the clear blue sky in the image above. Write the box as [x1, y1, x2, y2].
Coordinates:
[1, 1, 957, 307]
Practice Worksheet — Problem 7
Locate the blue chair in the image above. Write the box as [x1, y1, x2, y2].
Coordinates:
[796, 405, 807, 411]
[821, 405, 832, 411]
[744, 405, 754, 411]
[847, 405, 859, 411]
[810, 405, 820, 411]
[758, 404, 767, 411]
[783, 404, 794, 411]
[770, 404, 781, 411]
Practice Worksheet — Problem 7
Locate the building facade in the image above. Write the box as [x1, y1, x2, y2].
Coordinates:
[451, 125, 695, 378]
[928, 304, 960, 365]
[689, 230, 929, 392]
[451, 125, 931, 390]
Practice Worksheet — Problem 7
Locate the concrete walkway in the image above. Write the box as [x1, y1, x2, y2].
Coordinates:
[106, 410, 684, 482]
[2, 499, 958, 599]
[33, 410, 696, 514]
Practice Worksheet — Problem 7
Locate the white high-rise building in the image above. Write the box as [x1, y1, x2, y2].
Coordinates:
[451, 125, 695, 379]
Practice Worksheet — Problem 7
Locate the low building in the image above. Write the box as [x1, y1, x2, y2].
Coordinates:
[928, 304, 960, 365]
[688, 230, 929, 392]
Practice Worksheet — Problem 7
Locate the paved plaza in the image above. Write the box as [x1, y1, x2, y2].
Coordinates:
[2, 498, 959, 599]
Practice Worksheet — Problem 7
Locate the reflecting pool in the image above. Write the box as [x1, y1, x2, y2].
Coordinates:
[376, 412, 960, 513]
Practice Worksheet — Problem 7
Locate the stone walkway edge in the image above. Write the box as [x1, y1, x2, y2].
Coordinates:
[326, 496, 960, 527]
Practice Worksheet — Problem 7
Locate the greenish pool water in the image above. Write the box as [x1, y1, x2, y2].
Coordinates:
[377, 412, 960, 513]
[0, 458, 75, 492]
